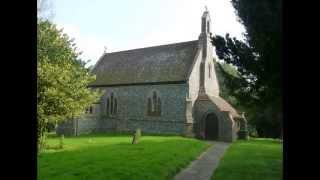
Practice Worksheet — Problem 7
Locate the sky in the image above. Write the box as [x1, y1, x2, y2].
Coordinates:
[46, 0, 246, 66]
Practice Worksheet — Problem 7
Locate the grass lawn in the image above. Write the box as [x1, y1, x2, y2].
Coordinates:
[212, 138, 283, 180]
[38, 133, 210, 180]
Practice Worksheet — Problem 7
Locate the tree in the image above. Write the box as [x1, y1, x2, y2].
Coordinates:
[37, 20, 103, 150]
[214, 61, 258, 134]
[212, 0, 282, 138]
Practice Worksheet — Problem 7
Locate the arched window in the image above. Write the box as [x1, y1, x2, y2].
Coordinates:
[152, 91, 157, 112]
[200, 63, 205, 84]
[208, 63, 211, 78]
[106, 92, 118, 117]
[106, 98, 110, 115]
[147, 91, 161, 116]
[114, 99, 117, 114]
[110, 93, 114, 115]
[147, 98, 152, 115]
[89, 106, 93, 114]
[157, 97, 161, 116]
[85, 106, 93, 114]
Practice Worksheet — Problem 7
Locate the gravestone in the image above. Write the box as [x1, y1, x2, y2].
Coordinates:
[132, 129, 142, 144]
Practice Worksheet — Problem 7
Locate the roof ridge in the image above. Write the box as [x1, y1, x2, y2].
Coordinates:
[92, 39, 199, 86]
[105, 40, 198, 55]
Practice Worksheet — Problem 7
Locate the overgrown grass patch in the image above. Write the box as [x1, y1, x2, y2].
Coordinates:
[212, 138, 282, 180]
[38, 133, 209, 180]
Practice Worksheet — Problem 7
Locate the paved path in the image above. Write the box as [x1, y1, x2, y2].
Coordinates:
[174, 141, 231, 180]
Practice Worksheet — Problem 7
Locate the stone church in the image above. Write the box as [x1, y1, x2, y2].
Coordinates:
[57, 10, 248, 142]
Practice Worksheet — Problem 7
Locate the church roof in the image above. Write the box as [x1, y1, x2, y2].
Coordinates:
[90, 40, 199, 86]
[209, 95, 240, 118]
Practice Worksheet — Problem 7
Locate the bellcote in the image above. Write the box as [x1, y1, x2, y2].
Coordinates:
[198, 8, 219, 98]
[201, 8, 211, 35]
[199, 8, 213, 59]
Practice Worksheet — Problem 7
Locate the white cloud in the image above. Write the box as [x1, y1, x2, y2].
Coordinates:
[120, 0, 245, 50]
[54, 0, 246, 66]
[56, 23, 106, 67]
